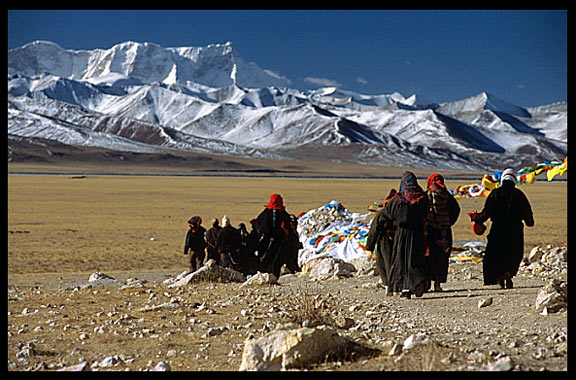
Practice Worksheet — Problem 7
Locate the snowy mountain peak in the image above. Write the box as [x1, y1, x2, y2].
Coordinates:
[7, 41, 567, 172]
[8, 40, 290, 90]
[437, 91, 531, 118]
[481, 92, 532, 118]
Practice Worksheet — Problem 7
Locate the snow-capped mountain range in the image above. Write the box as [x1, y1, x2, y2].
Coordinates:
[8, 40, 567, 171]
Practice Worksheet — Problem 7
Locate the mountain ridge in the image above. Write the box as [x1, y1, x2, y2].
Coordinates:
[8, 40, 567, 172]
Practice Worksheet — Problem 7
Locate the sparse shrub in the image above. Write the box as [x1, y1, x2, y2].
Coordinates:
[285, 284, 335, 328]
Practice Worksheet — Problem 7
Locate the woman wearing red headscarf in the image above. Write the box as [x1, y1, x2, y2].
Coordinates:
[254, 194, 293, 277]
[424, 173, 460, 292]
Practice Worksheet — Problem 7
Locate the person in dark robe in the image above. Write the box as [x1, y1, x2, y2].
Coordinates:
[254, 193, 292, 277]
[471, 168, 534, 289]
[205, 218, 221, 263]
[183, 216, 207, 272]
[382, 172, 429, 299]
[366, 189, 397, 295]
[424, 173, 461, 292]
[216, 215, 242, 270]
[237, 222, 259, 276]
[283, 214, 302, 274]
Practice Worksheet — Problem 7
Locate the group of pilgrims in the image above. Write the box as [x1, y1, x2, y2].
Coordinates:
[184, 169, 534, 299]
[183, 193, 301, 279]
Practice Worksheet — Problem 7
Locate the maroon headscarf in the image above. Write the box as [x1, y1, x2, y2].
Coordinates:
[426, 173, 446, 194]
[187, 216, 202, 232]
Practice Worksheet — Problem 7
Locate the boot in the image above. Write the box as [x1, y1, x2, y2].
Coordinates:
[413, 281, 426, 297]
[400, 290, 411, 299]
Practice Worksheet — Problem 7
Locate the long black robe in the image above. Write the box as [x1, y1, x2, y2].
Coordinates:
[254, 207, 292, 276]
[480, 181, 534, 285]
[425, 191, 460, 284]
[382, 194, 429, 293]
[366, 209, 395, 288]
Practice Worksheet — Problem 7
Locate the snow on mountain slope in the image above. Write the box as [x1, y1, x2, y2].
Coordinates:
[436, 92, 531, 118]
[8, 40, 290, 89]
[7, 41, 567, 171]
[526, 102, 568, 142]
[8, 97, 283, 159]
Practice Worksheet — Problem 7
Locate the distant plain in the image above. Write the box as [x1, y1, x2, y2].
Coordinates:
[8, 160, 567, 277]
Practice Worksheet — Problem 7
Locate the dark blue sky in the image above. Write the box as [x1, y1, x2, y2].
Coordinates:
[7, 9, 567, 107]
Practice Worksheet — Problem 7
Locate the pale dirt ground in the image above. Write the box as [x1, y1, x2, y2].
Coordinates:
[7, 166, 567, 371]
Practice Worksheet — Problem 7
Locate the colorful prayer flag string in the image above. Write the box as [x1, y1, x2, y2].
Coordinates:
[450, 156, 567, 199]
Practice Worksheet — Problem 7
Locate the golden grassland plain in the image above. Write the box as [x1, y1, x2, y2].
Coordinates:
[8, 170, 567, 278]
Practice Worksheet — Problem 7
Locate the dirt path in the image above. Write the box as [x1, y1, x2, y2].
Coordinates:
[7, 259, 567, 371]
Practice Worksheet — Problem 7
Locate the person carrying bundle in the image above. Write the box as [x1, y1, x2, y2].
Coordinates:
[469, 168, 534, 289]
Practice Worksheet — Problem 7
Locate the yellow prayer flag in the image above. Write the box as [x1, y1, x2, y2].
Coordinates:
[547, 163, 567, 181]
[481, 175, 498, 190]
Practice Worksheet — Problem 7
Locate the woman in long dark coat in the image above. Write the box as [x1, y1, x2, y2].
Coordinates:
[424, 173, 460, 292]
[382, 172, 429, 299]
[473, 168, 534, 289]
[254, 193, 292, 277]
[216, 215, 242, 270]
[366, 189, 397, 295]
[205, 218, 221, 263]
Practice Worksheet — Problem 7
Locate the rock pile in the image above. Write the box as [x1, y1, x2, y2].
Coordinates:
[522, 245, 567, 278]
[535, 279, 567, 314]
[297, 200, 372, 266]
[166, 262, 246, 288]
[302, 257, 357, 280]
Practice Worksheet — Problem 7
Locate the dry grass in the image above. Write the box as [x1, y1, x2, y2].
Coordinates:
[284, 283, 335, 328]
[8, 171, 567, 278]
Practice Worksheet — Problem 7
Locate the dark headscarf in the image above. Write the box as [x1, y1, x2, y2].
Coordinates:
[187, 216, 202, 232]
[397, 172, 425, 205]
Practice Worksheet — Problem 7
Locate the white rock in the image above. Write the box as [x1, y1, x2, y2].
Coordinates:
[388, 343, 403, 356]
[302, 257, 356, 280]
[88, 272, 115, 282]
[239, 326, 349, 371]
[151, 361, 171, 371]
[99, 355, 122, 367]
[487, 356, 514, 371]
[402, 332, 430, 351]
[527, 246, 544, 263]
[534, 279, 567, 313]
[478, 297, 493, 308]
[168, 265, 245, 287]
[57, 361, 90, 371]
[240, 272, 278, 287]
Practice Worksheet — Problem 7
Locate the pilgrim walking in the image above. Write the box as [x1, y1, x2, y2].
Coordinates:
[381, 172, 429, 299]
[469, 168, 534, 289]
[424, 173, 460, 292]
